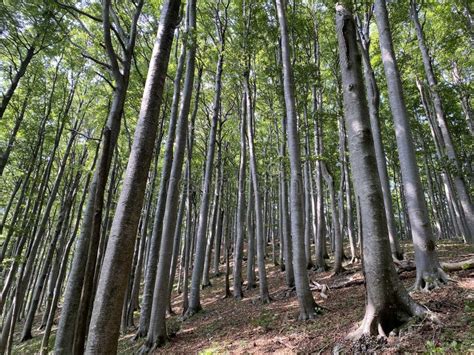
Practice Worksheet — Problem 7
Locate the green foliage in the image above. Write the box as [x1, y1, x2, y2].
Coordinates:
[425, 340, 466, 354]
[251, 310, 278, 332]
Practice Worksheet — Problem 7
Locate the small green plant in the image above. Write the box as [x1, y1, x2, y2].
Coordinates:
[251, 310, 277, 332]
[425, 340, 466, 354]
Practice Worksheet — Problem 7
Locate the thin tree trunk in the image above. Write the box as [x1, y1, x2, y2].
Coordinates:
[411, 0, 474, 242]
[0, 43, 36, 122]
[374, 0, 447, 290]
[321, 162, 344, 274]
[181, 67, 201, 314]
[137, 27, 187, 338]
[276, 0, 317, 320]
[0, 91, 29, 175]
[185, 5, 227, 316]
[232, 91, 247, 299]
[244, 71, 270, 302]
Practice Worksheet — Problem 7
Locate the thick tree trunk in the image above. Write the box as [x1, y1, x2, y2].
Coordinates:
[137, 28, 187, 338]
[84, 2, 180, 353]
[55, 2, 144, 351]
[356, 13, 403, 259]
[335, 3, 426, 339]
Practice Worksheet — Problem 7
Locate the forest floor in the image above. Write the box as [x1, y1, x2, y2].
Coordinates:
[12, 240, 474, 354]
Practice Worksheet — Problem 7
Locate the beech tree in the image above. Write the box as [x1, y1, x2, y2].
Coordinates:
[1, 0, 472, 353]
[335, 1, 426, 337]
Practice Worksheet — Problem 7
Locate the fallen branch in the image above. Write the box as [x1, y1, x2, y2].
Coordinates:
[441, 257, 474, 271]
[394, 257, 474, 273]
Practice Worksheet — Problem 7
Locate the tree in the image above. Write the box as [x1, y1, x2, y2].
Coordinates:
[374, 0, 447, 290]
[275, 0, 318, 320]
[185, 0, 229, 318]
[335, 2, 427, 338]
[83, 1, 180, 352]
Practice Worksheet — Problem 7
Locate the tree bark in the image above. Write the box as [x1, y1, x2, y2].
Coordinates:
[411, 0, 474, 242]
[244, 71, 270, 302]
[335, 3, 426, 339]
[374, 0, 447, 290]
[232, 91, 247, 299]
[84, 1, 180, 353]
[276, 0, 317, 320]
[185, 4, 227, 316]
[356, 11, 403, 259]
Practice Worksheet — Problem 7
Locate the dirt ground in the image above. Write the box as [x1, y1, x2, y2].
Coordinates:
[12, 241, 474, 354]
[119, 241, 474, 354]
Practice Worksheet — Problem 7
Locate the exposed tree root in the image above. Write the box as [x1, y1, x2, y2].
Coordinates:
[298, 311, 317, 320]
[313, 263, 329, 272]
[133, 328, 147, 341]
[246, 283, 257, 290]
[137, 335, 167, 355]
[411, 268, 450, 292]
[182, 305, 202, 320]
[252, 294, 272, 304]
[348, 300, 438, 342]
[233, 291, 244, 300]
[330, 266, 347, 276]
[201, 282, 212, 289]
[19, 332, 32, 343]
[309, 281, 329, 299]
[349, 256, 361, 264]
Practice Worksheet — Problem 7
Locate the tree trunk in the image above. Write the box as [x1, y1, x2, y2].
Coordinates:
[137, 25, 187, 338]
[275, 0, 317, 320]
[244, 71, 270, 303]
[321, 162, 344, 274]
[0, 43, 36, 122]
[0, 91, 29, 175]
[181, 67, 201, 314]
[411, 0, 474, 242]
[356, 12, 403, 259]
[335, 3, 426, 339]
[374, 0, 447, 290]
[55, 2, 144, 351]
[246, 190, 256, 290]
[185, 8, 227, 316]
[232, 91, 247, 299]
[84, 2, 180, 353]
